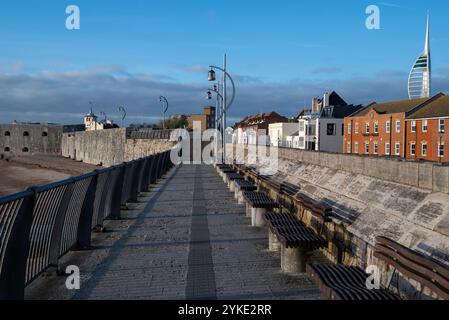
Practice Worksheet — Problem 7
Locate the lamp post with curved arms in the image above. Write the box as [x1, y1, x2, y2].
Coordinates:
[118, 106, 126, 128]
[208, 54, 236, 163]
[207, 82, 224, 162]
[100, 111, 107, 123]
[159, 96, 169, 130]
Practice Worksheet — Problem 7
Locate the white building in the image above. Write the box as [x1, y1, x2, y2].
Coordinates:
[296, 92, 364, 153]
[268, 123, 299, 147]
[84, 108, 117, 131]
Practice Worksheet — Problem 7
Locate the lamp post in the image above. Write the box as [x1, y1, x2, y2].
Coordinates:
[208, 54, 236, 163]
[159, 96, 169, 129]
[118, 106, 126, 128]
[207, 82, 224, 163]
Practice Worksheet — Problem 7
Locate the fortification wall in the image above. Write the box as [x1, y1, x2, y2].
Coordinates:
[62, 128, 175, 167]
[230, 144, 449, 298]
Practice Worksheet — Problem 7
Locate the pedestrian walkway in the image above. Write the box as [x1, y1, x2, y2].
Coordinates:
[26, 165, 324, 300]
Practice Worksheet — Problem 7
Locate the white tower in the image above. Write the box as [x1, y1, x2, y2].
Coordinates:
[408, 13, 431, 99]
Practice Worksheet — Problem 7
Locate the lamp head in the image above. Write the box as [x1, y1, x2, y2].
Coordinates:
[208, 69, 216, 82]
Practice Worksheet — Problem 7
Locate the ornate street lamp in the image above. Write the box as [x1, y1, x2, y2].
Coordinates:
[159, 96, 169, 129]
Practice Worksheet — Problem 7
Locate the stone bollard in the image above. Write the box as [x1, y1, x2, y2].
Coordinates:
[251, 207, 267, 227]
[268, 229, 281, 252]
[281, 246, 308, 273]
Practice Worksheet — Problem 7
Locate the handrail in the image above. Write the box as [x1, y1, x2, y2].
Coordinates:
[0, 149, 174, 300]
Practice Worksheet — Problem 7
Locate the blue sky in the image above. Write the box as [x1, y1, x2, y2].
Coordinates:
[0, 0, 449, 125]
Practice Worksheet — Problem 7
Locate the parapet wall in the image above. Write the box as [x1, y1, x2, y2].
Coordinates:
[62, 128, 175, 167]
[277, 147, 449, 194]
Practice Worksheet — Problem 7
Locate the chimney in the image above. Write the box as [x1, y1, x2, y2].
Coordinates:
[323, 92, 330, 108]
[312, 97, 318, 113]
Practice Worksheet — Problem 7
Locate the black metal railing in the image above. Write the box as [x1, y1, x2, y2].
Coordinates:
[0, 150, 173, 300]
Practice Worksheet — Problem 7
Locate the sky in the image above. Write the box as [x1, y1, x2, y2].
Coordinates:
[0, 0, 449, 126]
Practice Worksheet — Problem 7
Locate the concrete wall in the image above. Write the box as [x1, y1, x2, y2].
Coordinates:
[0, 124, 63, 157]
[276, 147, 449, 194]
[62, 128, 176, 167]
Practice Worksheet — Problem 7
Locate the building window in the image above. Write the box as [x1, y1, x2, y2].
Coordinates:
[395, 121, 401, 133]
[354, 142, 359, 154]
[422, 143, 428, 157]
[410, 142, 416, 156]
[386, 121, 391, 134]
[373, 142, 378, 155]
[374, 122, 379, 134]
[395, 143, 401, 156]
[298, 137, 305, 149]
[411, 121, 417, 133]
[422, 120, 428, 132]
[342, 124, 345, 136]
[355, 123, 359, 134]
[385, 143, 391, 156]
[327, 123, 336, 136]
[365, 122, 370, 134]
[22, 147, 29, 153]
[365, 143, 370, 154]
[439, 144, 444, 158]
[347, 142, 351, 154]
[348, 123, 352, 135]
[4, 147, 10, 152]
[440, 119, 445, 133]
[4, 131, 11, 136]
[299, 122, 305, 132]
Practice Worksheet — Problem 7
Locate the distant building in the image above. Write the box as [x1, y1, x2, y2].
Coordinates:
[297, 92, 363, 153]
[268, 122, 298, 147]
[188, 107, 216, 131]
[84, 108, 118, 131]
[233, 112, 288, 145]
[343, 93, 444, 158]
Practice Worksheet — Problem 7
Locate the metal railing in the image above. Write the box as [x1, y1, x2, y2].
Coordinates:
[0, 150, 173, 300]
[128, 129, 173, 140]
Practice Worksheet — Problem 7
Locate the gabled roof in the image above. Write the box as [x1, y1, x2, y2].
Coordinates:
[407, 94, 449, 119]
[350, 96, 436, 117]
[321, 104, 364, 119]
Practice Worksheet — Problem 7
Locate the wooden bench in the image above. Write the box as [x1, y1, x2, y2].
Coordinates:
[306, 263, 399, 300]
[224, 173, 244, 191]
[233, 180, 257, 204]
[264, 212, 327, 273]
[242, 191, 279, 227]
[307, 236, 449, 300]
[295, 193, 333, 235]
[374, 236, 449, 300]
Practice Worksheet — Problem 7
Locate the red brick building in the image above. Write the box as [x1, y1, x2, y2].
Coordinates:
[343, 94, 444, 158]
[405, 95, 449, 162]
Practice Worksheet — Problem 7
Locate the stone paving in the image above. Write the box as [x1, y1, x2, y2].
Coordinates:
[26, 164, 324, 300]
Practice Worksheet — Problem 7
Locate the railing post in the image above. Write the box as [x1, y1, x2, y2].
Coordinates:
[0, 191, 35, 300]
[130, 159, 144, 202]
[110, 164, 125, 220]
[47, 181, 75, 272]
[75, 173, 98, 250]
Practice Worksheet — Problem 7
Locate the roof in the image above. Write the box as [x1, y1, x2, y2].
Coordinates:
[234, 111, 288, 128]
[407, 95, 449, 119]
[351, 97, 433, 117]
[321, 104, 364, 119]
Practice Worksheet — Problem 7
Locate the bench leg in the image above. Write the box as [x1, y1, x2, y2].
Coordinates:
[228, 180, 235, 191]
[281, 246, 308, 273]
[251, 207, 267, 227]
[268, 229, 281, 252]
[238, 191, 245, 205]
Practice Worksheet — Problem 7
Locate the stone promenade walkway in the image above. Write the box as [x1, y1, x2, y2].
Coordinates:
[26, 165, 323, 300]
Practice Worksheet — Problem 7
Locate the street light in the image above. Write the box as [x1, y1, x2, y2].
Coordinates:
[118, 106, 126, 128]
[207, 54, 236, 164]
[159, 96, 169, 129]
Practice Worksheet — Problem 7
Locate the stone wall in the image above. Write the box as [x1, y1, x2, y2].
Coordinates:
[62, 128, 175, 167]
[230, 144, 449, 299]
[277, 147, 449, 194]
